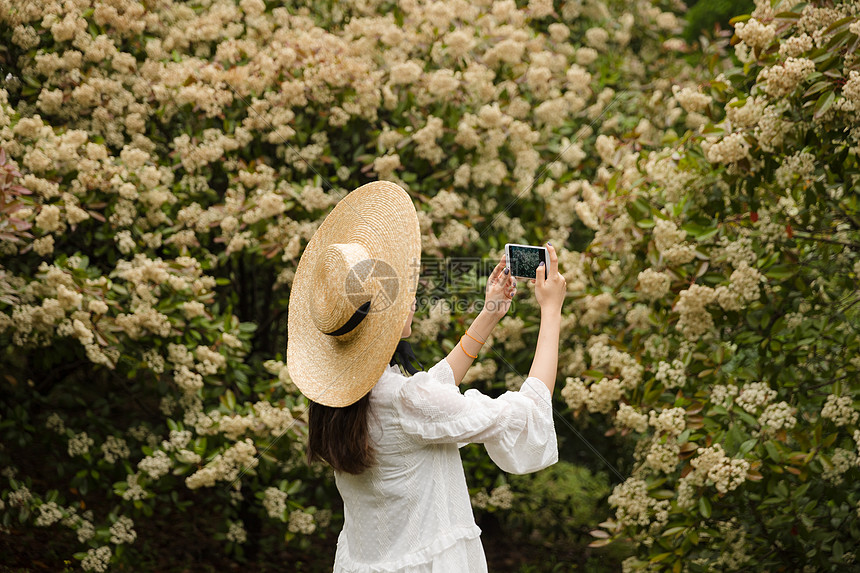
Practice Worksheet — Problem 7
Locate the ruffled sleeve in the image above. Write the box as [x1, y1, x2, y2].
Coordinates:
[392, 359, 558, 474]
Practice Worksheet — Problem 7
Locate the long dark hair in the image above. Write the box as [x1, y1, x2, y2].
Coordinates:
[306, 393, 375, 474]
[305, 340, 422, 474]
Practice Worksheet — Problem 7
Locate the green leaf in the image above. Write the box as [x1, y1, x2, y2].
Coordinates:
[764, 441, 782, 463]
[650, 552, 672, 563]
[764, 264, 797, 280]
[813, 90, 835, 120]
[739, 438, 757, 456]
[699, 496, 712, 518]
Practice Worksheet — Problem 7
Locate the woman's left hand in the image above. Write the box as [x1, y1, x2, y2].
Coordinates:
[484, 254, 515, 319]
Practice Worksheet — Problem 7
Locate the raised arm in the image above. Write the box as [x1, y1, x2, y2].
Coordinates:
[527, 244, 566, 394]
[445, 255, 512, 385]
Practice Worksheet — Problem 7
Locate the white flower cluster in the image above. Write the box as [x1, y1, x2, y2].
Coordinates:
[757, 401, 797, 434]
[713, 518, 752, 570]
[637, 268, 671, 300]
[672, 85, 712, 113]
[496, 316, 526, 352]
[7, 486, 30, 508]
[138, 450, 172, 480]
[674, 284, 716, 340]
[461, 359, 497, 386]
[45, 412, 65, 433]
[561, 376, 588, 411]
[68, 431, 94, 457]
[715, 261, 765, 311]
[81, 546, 111, 573]
[615, 403, 649, 433]
[608, 477, 670, 531]
[844, 70, 860, 106]
[736, 382, 777, 414]
[186, 438, 258, 489]
[725, 96, 766, 129]
[625, 304, 651, 330]
[412, 298, 452, 341]
[287, 510, 316, 534]
[734, 18, 776, 50]
[588, 339, 643, 390]
[705, 132, 750, 164]
[263, 487, 287, 519]
[120, 472, 147, 501]
[35, 501, 63, 526]
[711, 384, 738, 408]
[653, 219, 696, 265]
[655, 360, 686, 389]
[756, 57, 816, 98]
[649, 407, 686, 436]
[822, 448, 857, 485]
[580, 292, 614, 328]
[774, 151, 815, 188]
[778, 33, 814, 57]
[821, 394, 859, 427]
[677, 444, 750, 508]
[487, 484, 514, 509]
[226, 520, 247, 543]
[101, 435, 130, 464]
[109, 516, 137, 545]
[644, 439, 680, 474]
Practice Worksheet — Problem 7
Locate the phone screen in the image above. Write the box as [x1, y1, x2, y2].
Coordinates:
[508, 245, 546, 278]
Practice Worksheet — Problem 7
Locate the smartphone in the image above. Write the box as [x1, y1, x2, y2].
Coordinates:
[504, 243, 548, 279]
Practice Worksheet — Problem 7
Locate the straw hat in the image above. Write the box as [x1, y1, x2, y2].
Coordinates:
[287, 181, 421, 407]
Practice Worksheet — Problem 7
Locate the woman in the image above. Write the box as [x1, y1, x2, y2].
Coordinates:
[287, 181, 565, 572]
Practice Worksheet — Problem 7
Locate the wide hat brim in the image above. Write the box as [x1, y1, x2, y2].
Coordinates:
[287, 181, 421, 407]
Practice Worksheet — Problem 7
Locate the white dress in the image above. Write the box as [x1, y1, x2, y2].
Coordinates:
[332, 358, 558, 573]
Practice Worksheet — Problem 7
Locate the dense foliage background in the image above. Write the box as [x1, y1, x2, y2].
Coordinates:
[1, 0, 858, 571]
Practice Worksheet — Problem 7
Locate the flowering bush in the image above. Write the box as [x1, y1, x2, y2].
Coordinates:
[1, 0, 856, 570]
[569, 1, 860, 570]
[0, 0, 697, 568]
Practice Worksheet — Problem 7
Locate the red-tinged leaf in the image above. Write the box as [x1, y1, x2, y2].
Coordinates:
[589, 529, 610, 539]
[824, 15, 855, 35]
[11, 186, 32, 194]
[773, 11, 801, 21]
[785, 466, 802, 475]
[747, 470, 763, 481]
[750, 211, 759, 222]
[786, 224, 793, 238]
[686, 402, 704, 415]
[87, 210, 106, 222]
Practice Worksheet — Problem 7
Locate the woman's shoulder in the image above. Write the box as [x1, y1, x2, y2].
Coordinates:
[370, 364, 407, 401]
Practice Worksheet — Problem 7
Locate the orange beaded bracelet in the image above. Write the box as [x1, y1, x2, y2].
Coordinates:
[463, 329, 485, 344]
[459, 336, 478, 359]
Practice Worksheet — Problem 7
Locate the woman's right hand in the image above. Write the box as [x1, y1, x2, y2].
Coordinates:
[534, 243, 566, 314]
